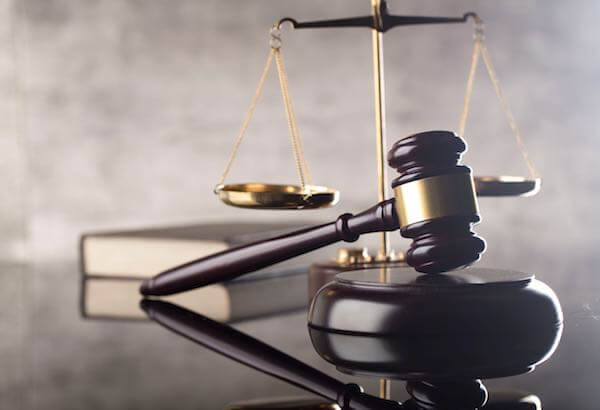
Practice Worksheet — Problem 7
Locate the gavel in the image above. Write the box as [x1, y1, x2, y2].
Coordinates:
[141, 130, 486, 296]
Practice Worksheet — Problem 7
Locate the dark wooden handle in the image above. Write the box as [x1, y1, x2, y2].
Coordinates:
[141, 300, 402, 410]
[140, 199, 398, 296]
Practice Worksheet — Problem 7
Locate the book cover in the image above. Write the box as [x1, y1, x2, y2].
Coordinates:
[80, 222, 312, 279]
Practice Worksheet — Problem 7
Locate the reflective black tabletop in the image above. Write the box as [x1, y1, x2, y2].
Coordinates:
[4, 261, 600, 409]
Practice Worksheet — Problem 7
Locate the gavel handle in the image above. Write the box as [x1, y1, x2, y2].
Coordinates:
[140, 199, 398, 296]
[141, 299, 402, 410]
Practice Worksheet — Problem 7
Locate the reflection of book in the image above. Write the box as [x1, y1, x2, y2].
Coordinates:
[81, 267, 308, 322]
[80, 222, 309, 279]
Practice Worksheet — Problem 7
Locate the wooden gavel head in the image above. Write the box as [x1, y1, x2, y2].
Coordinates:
[388, 130, 486, 273]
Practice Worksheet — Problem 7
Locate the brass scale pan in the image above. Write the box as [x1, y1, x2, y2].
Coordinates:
[474, 176, 541, 197]
[216, 176, 539, 209]
[215, 183, 340, 210]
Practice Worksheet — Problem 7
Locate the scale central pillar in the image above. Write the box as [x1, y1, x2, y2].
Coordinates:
[371, 0, 391, 263]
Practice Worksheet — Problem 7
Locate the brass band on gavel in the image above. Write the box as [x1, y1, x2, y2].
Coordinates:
[394, 173, 478, 228]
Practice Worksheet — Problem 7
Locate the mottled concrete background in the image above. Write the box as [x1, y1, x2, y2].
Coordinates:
[1, 0, 599, 409]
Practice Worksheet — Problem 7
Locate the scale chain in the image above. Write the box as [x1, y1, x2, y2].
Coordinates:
[274, 48, 313, 190]
[458, 39, 480, 138]
[459, 17, 539, 179]
[216, 26, 313, 193]
[216, 49, 274, 189]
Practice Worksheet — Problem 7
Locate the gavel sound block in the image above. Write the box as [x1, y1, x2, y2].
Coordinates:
[308, 267, 563, 409]
[141, 130, 485, 296]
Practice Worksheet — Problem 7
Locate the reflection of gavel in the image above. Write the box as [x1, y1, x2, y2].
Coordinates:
[141, 130, 485, 296]
[141, 299, 402, 410]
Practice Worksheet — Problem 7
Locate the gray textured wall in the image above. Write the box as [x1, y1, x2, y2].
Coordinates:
[2, 0, 600, 409]
[6, 0, 599, 288]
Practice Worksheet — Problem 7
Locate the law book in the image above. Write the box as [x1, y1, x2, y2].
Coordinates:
[81, 267, 309, 322]
[80, 222, 313, 279]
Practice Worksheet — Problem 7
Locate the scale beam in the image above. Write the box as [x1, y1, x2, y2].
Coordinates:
[278, 1, 477, 32]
